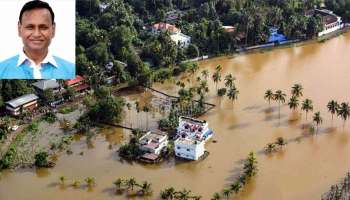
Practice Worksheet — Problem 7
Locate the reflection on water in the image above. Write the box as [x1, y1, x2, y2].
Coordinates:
[0, 32, 350, 200]
[35, 168, 50, 178]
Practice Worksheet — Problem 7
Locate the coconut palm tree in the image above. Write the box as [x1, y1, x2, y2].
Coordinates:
[264, 89, 274, 106]
[291, 84, 303, 98]
[227, 86, 239, 106]
[199, 80, 209, 99]
[301, 99, 313, 121]
[135, 101, 140, 128]
[230, 182, 241, 194]
[196, 76, 201, 82]
[189, 64, 199, 83]
[212, 71, 221, 92]
[217, 88, 227, 106]
[201, 69, 209, 81]
[72, 180, 80, 188]
[337, 102, 350, 128]
[177, 189, 191, 200]
[288, 96, 299, 111]
[224, 74, 235, 88]
[127, 177, 137, 191]
[222, 188, 231, 199]
[161, 187, 176, 200]
[138, 181, 152, 195]
[143, 105, 150, 130]
[211, 192, 221, 200]
[85, 177, 95, 188]
[274, 90, 286, 119]
[275, 137, 287, 147]
[265, 143, 277, 153]
[313, 112, 323, 133]
[59, 176, 66, 186]
[113, 178, 124, 191]
[327, 100, 339, 125]
[215, 65, 222, 72]
[126, 103, 132, 127]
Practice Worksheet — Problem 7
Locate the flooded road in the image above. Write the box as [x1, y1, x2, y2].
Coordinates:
[1, 32, 350, 200]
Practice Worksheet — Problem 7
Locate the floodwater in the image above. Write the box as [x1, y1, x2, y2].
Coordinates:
[1, 32, 350, 200]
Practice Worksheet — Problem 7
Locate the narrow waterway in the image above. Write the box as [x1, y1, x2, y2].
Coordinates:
[1, 32, 350, 200]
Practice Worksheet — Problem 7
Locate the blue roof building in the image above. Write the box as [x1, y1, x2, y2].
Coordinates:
[268, 27, 287, 43]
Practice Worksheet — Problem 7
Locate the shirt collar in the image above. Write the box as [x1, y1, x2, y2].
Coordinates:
[17, 50, 58, 68]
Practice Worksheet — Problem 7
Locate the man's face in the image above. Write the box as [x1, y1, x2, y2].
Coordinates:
[18, 8, 55, 53]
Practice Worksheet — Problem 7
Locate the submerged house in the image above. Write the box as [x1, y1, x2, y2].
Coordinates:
[5, 94, 39, 116]
[139, 131, 169, 162]
[306, 9, 344, 36]
[174, 116, 213, 160]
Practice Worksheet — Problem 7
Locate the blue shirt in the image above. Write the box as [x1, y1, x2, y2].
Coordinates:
[0, 54, 75, 79]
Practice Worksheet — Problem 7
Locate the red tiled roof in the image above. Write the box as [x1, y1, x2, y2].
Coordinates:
[73, 83, 90, 92]
[152, 22, 180, 33]
[65, 75, 84, 86]
[141, 153, 159, 160]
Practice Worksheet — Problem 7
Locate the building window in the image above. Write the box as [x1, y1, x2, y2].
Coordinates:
[186, 148, 190, 151]
[177, 146, 181, 149]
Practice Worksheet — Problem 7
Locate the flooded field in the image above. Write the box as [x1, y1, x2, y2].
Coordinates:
[1, 32, 350, 200]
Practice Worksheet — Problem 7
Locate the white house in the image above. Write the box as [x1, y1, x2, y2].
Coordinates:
[175, 137, 205, 160]
[306, 9, 344, 37]
[139, 131, 168, 155]
[170, 32, 191, 48]
[174, 116, 213, 160]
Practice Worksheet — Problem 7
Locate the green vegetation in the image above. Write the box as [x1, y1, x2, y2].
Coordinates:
[34, 151, 50, 167]
[73, 0, 329, 90]
[58, 106, 76, 114]
[113, 177, 152, 196]
[118, 130, 142, 160]
[210, 152, 258, 200]
[265, 137, 287, 153]
[161, 187, 201, 200]
[325, 0, 350, 22]
[0, 119, 42, 169]
[41, 111, 57, 123]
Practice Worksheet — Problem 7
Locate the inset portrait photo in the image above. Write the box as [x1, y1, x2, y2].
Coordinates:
[0, 0, 75, 79]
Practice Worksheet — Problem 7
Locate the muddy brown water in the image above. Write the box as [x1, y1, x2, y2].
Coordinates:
[1, 33, 350, 200]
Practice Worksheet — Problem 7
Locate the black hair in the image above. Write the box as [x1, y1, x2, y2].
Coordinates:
[19, 0, 55, 24]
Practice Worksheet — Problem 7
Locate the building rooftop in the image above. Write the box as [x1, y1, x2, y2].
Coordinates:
[141, 153, 159, 161]
[140, 131, 167, 145]
[32, 79, 60, 91]
[152, 22, 180, 33]
[65, 75, 84, 86]
[306, 9, 339, 26]
[176, 137, 203, 145]
[5, 94, 39, 108]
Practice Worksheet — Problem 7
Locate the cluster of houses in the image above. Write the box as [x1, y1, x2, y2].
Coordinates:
[223, 8, 344, 45]
[138, 116, 213, 162]
[4, 76, 90, 116]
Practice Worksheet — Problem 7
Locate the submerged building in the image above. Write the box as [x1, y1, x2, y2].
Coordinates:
[174, 116, 213, 160]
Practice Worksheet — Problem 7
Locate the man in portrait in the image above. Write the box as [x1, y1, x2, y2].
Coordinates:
[0, 0, 75, 79]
